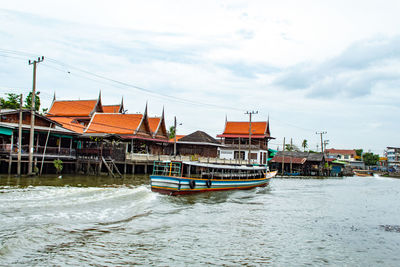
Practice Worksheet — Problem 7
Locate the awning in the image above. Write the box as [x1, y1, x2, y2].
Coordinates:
[0, 126, 13, 136]
[51, 133, 73, 139]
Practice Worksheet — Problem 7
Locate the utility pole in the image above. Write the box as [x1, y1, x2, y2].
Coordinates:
[281, 137, 285, 175]
[173, 116, 177, 158]
[245, 110, 258, 164]
[316, 131, 327, 153]
[17, 94, 22, 176]
[290, 138, 293, 174]
[28, 56, 44, 175]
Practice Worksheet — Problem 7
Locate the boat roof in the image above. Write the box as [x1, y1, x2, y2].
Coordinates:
[181, 161, 268, 170]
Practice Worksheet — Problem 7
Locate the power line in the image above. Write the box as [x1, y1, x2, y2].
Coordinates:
[0, 49, 244, 112]
[0, 48, 319, 133]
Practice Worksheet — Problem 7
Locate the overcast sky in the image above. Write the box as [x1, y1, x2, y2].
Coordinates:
[1, 0, 399, 154]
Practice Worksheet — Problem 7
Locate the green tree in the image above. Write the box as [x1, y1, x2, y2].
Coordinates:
[363, 152, 379, 166]
[0, 93, 22, 109]
[302, 139, 308, 152]
[24, 91, 41, 111]
[355, 149, 363, 157]
[168, 126, 175, 139]
[285, 144, 294, 151]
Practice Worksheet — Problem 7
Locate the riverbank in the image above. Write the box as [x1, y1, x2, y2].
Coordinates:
[0, 174, 149, 188]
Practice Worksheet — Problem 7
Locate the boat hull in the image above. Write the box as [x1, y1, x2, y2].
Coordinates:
[150, 171, 277, 195]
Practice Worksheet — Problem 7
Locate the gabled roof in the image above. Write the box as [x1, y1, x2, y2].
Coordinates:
[47, 91, 103, 117]
[102, 97, 124, 113]
[47, 100, 100, 117]
[0, 109, 63, 128]
[103, 105, 122, 113]
[217, 121, 271, 138]
[326, 149, 356, 156]
[49, 117, 87, 133]
[179, 131, 222, 146]
[148, 107, 168, 139]
[148, 117, 161, 133]
[85, 113, 144, 134]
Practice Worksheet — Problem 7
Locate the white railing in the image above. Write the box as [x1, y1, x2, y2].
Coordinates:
[126, 153, 259, 165]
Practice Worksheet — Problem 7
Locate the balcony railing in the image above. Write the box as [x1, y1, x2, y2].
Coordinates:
[0, 144, 76, 157]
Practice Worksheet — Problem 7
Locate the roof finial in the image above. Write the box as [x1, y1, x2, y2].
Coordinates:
[225, 114, 228, 123]
[53, 91, 56, 101]
[98, 90, 102, 101]
[161, 106, 165, 119]
[144, 101, 148, 116]
[120, 96, 124, 113]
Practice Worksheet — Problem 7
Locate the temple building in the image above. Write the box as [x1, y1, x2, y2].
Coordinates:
[46, 92, 169, 161]
[216, 118, 274, 164]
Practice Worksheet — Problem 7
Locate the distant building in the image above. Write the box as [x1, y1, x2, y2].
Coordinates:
[269, 151, 325, 176]
[386, 147, 400, 169]
[216, 119, 274, 164]
[170, 130, 222, 158]
[325, 148, 365, 169]
[325, 149, 357, 162]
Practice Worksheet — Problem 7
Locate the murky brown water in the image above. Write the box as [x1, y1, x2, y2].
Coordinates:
[1, 175, 400, 266]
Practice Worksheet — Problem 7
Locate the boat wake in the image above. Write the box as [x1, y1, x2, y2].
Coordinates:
[0, 185, 158, 265]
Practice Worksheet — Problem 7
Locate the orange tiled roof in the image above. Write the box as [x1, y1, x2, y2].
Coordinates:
[103, 105, 121, 113]
[224, 121, 267, 135]
[169, 135, 185, 142]
[48, 100, 98, 117]
[148, 117, 161, 133]
[50, 117, 87, 133]
[85, 113, 143, 134]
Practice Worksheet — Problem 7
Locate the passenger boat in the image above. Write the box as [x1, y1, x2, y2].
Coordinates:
[150, 161, 277, 195]
[353, 169, 374, 177]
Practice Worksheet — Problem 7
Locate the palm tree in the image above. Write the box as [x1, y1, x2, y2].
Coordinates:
[302, 139, 308, 152]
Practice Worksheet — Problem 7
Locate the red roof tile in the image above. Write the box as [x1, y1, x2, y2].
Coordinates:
[49, 117, 87, 133]
[325, 149, 356, 156]
[102, 105, 121, 113]
[48, 100, 98, 117]
[224, 121, 267, 135]
[85, 113, 144, 134]
[148, 117, 161, 133]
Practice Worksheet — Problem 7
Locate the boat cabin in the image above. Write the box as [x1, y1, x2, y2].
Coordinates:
[152, 161, 268, 180]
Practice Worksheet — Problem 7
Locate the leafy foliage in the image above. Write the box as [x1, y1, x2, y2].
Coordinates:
[355, 149, 363, 157]
[168, 126, 175, 139]
[0, 92, 41, 111]
[24, 92, 41, 111]
[0, 93, 22, 109]
[362, 152, 380, 166]
[53, 159, 63, 174]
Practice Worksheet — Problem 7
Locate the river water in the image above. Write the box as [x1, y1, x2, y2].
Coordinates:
[0, 175, 399, 266]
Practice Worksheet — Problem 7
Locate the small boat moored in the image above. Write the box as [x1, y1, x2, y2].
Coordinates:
[150, 161, 277, 195]
[353, 169, 374, 177]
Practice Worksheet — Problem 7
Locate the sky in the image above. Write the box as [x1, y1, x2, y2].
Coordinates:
[0, 0, 399, 155]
